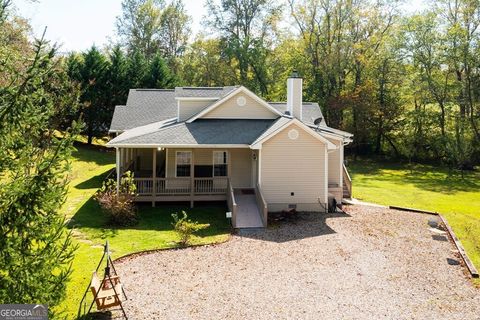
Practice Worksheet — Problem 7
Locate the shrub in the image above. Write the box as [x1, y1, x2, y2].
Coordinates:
[171, 211, 210, 246]
[95, 171, 138, 226]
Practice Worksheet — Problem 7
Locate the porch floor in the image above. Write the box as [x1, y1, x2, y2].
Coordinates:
[234, 189, 263, 228]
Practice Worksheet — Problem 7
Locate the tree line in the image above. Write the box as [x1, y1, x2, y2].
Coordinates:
[66, 0, 479, 168]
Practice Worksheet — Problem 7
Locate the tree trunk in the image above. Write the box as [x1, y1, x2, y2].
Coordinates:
[383, 133, 400, 158]
[375, 118, 383, 155]
[439, 102, 446, 139]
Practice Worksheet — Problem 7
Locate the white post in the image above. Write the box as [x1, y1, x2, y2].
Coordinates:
[116, 148, 120, 194]
[121, 148, 126, 171]
[258, 148, 262, 187]
[152, 148, 157, 207]
[190, 150, 194, 208]
[324, 145, 328, 206]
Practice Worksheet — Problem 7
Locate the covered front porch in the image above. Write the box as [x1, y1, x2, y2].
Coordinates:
[115, 146, 266, 227]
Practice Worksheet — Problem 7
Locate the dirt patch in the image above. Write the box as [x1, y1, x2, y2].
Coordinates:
[115, 205, 480, 319]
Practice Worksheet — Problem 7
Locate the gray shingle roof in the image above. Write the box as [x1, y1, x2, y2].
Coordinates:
[110, 87, 242, 132]
[109, 89, 177, 131]
[269, 102, 326, 126]
[109, 105, 127, 131]
[109, 87, 331, 133]
[250, 117, 291, 146]
[109, 119, 275, 146]
[174, 86, 237, 98]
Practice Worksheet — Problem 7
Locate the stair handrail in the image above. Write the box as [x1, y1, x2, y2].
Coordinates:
[227, 179, 237, 228]
[342, 163, 352, 198]
[255, 183, 268, 227]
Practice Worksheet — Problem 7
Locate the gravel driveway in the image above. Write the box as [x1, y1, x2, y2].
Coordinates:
[116, 205, 480, 319]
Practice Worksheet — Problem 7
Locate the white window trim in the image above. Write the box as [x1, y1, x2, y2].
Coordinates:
[175, 150, 192, 177]
[212, 150, 229, 177]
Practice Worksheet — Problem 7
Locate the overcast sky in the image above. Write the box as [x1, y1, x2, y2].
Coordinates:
[14, 0, 426, 53]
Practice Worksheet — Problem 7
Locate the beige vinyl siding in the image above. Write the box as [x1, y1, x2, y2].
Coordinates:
[178, 100, 212, 121]
[202, 93, 278, 119]
[165, 148, 252, 188]
[229, 149, 252, 188]
[327, 138, 342, 186]
[260, 123, 327, 211]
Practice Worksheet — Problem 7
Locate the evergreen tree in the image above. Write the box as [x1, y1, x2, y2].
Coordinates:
[0, 36, 79, 312]
[107, 45, 129, 110]
[126, 49, 148, 88]
[144, 53, 175, 88]
[71, 46, 110, 144]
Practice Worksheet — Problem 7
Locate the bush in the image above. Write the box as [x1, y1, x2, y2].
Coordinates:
[171, 211, 210, 246]
[95, 171, 138, 226]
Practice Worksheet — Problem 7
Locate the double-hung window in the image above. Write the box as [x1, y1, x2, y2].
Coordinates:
[213, 151, 228, 177]
[176, 151, 191, 177]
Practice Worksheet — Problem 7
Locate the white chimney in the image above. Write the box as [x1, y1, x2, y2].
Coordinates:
[287, 71, 303, 120]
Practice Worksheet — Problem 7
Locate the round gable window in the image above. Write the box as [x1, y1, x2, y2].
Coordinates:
[288, 129, 299, 140]
[236, 96, 246, 106]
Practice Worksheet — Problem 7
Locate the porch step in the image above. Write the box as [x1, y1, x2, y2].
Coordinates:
[234, 189, 264, 228]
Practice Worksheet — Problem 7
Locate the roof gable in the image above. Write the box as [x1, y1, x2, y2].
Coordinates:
[186, 86, 282, 123]
[251, 118, 336, 150]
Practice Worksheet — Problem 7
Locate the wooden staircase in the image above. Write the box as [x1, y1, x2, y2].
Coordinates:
[342, 164, 352, 199]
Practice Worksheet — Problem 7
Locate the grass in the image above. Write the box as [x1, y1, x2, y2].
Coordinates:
[349, 158, 480, 281]
[57, 144, 230, 318]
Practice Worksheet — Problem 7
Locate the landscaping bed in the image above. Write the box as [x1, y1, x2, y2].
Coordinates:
[116, 205, 480, 319]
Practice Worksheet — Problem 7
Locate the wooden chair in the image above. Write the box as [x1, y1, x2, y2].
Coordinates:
[90, 271, 123, 310]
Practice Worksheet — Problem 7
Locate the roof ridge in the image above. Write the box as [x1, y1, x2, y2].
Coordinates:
[134, 89, 175, 92]
[268, 101, 318, 104]
[179, 87, 224, 90]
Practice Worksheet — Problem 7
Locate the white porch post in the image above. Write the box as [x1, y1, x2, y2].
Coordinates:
[152, 148, 157, 207]
[115, 147, 120, 194]
[324, 145, 328, 207]
[118, 148, 122, 173]
[258, 148, 262, 187]
[190, 150, 194, 208]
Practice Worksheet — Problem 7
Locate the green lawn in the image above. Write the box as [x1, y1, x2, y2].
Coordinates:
[349, 159, 480, 277]
[57, 144, 230, 318]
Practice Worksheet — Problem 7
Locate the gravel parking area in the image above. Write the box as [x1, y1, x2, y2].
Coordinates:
[116, 205, 480, 319]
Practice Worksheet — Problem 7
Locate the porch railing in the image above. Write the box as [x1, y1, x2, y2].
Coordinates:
[342, 164, 352, 198]
[134, 177, 228, 196]
[255, 184, 268, 227]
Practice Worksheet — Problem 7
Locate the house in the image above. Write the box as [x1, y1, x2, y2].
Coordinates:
[107, 73, 353, 228]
